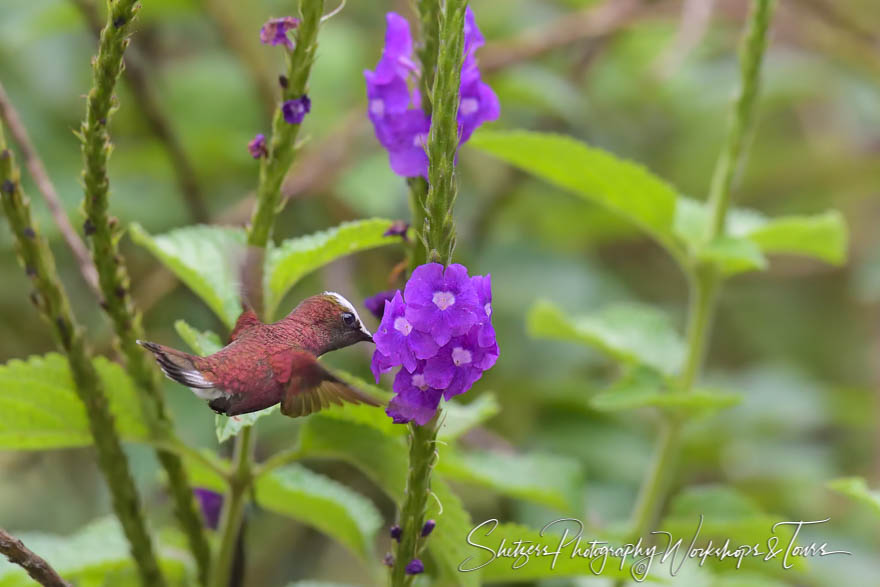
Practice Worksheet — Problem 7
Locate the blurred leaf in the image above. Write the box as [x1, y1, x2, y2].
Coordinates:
[439, 393, 500, 440]
[299, 417, 479, 586]
[470, 130, 681, 253]
[828, 477, 880, 517]
[0, 517, 189, 586]
[469, 522, 637, 582]
[437, 449, 584, 513]
[527, 299, 685, 376]
[174, 319, 224, 356]
[0, 354, 148, 450]
[319, 368, 400, 437]
[698, 236, 768, 276]
[264, 219, 399, 318]
[130, 224, 246, 328]
[590, 368, 742, 414]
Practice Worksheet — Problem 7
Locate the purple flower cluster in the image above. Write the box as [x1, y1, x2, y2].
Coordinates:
[282, 95, 311, 125]
[260, 16, 299, 49]
[364, 9, 499, 179]
[371, 263, 498, 425]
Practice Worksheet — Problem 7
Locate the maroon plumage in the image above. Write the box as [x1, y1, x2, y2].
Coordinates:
[138, 292, 378, 417]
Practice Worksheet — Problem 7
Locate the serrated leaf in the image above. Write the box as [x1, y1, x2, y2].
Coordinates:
[264, 219, 400, 318]
[698, 236, 768, 276]
[828, 477, 880, 516]
[468, 522, 638, 582]
[299, 417, 479, 587]
[130, 223, 246, 328]
[527, 299, 685, 376]
[0, 354, 148, 450]
[437, 450, 584, 513]
[590, 368, 742, 414]
[0, 517, 189, 587]
[470, 130, 680, 252]
[439, 393, 500, 440]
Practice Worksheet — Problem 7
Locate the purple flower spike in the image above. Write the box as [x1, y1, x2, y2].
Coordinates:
[282, 95, 311, 125]
[390, 524, 402, 542]
[404, 263, 480, 347]
[248, 133, 267, 159]
[405, 559, 425, 575]
[364, 289, 399, 320]
[193, 488, 223, 530]
[260, 16, 299, 49]
[387, 367, 443, 425]
[422, 519, 436, 537]
[373, 291, 439, 374]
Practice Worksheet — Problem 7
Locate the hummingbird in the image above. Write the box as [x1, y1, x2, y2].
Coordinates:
[137, 292, 379, 418]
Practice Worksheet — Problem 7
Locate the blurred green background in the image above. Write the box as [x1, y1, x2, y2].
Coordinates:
[1, 0, 879, 585]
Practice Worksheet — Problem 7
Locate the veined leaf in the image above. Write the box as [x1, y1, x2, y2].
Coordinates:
[0, 517, 189, 586]
[470, 130, 680, 253]
[590, 368, 742, 414]
[0, 354, 148, 450]
[439, 393, 500, 440]
[299, 417, 480, 587]
[698, 236, 768, 276]
[437, 449, 584, 513]
[130, 223, 247, 328]
[828, 477, 880, 517]
[527, 299, 685, 376]
[264, 219, 400, 319]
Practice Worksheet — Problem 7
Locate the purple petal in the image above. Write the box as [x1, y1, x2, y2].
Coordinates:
[370, 349, 396, 383]
[364, 289, 399, 320]
[282, 95, 311, 125]
[193, 488, 223, 530]
[387, 368, 442, 425]
[260, 17, 299, 49]
[405, 558, 425, 575]
[247, 133, 267, 159]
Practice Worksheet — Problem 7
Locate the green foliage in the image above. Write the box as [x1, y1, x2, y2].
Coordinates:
[527, 299, 685, 376]
[130, 224, 247, 328]
[438, 393, 500, 440]
[264, 218, 400, 318]
[0, 517, 189, 587]
[590, 368, 742, 414]
[437, 449, 584, 513]
[0, 354, 147, 450]
[470, 130, 681, 254]
[173, 319, 223, 356]
[828, 477, 880, 517]
[698, 236, 768, 276]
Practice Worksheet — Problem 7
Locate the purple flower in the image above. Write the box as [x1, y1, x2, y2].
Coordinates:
[405, 559, 425, 575]
[422, 519, 436, 537]
[364, 289, 399, 320]
[248, 133, 267, 159]
[390, 524, 402, 542]
[423, 328, 498, 400]
[471, 274, 496, 347]
[384, 220, 410, 240]
[194, 488, 223, 530]
[282, 95, 311, 125]
[260, 16, 299, 49]
[373, 290, 439, 374]
[387, 366, 443, 426]
[404, 263, 480, 347]
[364, 8, 498, 179]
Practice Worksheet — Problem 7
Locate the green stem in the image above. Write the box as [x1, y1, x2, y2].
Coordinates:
[1, 127, 165, 587]
[247, 0, 324, 249]
[624, 0, 773, 545]
[392, 417, 440, 587]
[251, 445, 303, 479]
[211, 426, 254, 587]
[406, 177, 428, 273]
[77, 2, 212, 582]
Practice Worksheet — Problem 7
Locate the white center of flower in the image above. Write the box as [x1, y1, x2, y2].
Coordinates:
[412, 373, 428, 390]
[460, 98, 479, 115]
[432, 291, 456, 310]
[393, 316, 412, 336]
[451, 347, 472, 367]
[485, 303, 492, 317]
[369, 99, 385, 118]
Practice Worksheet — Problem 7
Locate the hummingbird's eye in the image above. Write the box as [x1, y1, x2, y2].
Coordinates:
[342, 312, 356, 327]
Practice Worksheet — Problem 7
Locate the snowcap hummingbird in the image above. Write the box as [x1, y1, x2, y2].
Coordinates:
[138, 292, 379, 417]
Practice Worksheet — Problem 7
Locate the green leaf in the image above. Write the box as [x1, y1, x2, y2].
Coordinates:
[439, 393, 500, 440]
[264, 219, 400, 318]
[437, 450, 584, 513]
[0, 354, 148, 450]
[174, 319, 224, 355]
[130, 223, 247, 328]
[468, 522, 638, 582]
[698, 236, 768, 276]
[590, 368, 742, 414]
[214, 406, 278, 444]
[527, 299, 685, 376]
[470, 130, 680, 252]
[828, 477, 880, 517]
[299, 417, 479, 587]
[0, 517, 189, 587]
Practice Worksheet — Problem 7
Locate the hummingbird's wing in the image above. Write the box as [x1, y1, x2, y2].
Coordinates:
[280, 351, 381, 418]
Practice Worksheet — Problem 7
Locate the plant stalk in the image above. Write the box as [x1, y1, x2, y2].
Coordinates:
[211, 426, 254, 587]
[624, 0, 774, 546]
[1, 127, 165, 587]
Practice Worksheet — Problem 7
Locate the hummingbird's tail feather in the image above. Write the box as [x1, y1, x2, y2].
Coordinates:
[137, 340, 215, 389]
